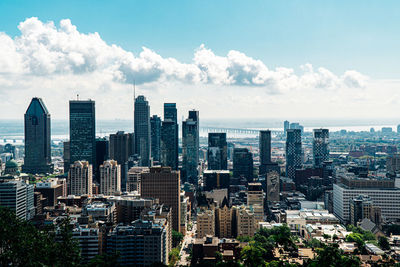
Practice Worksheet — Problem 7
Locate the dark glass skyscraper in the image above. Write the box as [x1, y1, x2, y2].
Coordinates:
[95, 137, 109, 183]
[286, 129, 302, 179]
[161, 103, 178, 169]
[182, 110, 199, 185]
[207, 133, 227, 170]
[109, 131, 134, 190]
[69, 100, 96, 167]
[109, 131, 135, 165]
[259, 130, 271, 172]
[233, 148, 253, 181]
[150, 115, 161, 163]
[161, 120, 178, 170]
[23, 97, 53, 174]
[134, 96, 151, 166]
[313, 129, 329, 168]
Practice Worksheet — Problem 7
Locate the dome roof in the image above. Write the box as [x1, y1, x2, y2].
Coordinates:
[5, 159, 18, 168]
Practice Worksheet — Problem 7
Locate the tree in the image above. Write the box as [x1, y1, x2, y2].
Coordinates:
[168, 247, 181, 266]
[378, 236, 390, 251]
[305, 243, 360, 267]
[304, 238, 323, 249]
[0, 207, 81, 266]
[86, 253, 120, 267]
[240, 243, 266, 267]
[172, 229, 184, 248]
[237, 235, 253, 242]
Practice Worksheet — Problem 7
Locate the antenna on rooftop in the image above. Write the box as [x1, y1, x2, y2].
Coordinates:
[133, 80, 136, 100]
[77, 94, 79, 101]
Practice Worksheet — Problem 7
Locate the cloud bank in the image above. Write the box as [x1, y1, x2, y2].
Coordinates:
[0, 17, 368, 91]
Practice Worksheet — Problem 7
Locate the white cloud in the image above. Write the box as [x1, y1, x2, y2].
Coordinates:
[0, 17, 368, 89]
[0, 17, 387, 121]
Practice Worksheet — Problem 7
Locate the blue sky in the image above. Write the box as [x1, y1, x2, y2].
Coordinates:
[0, 1, 399, 120]
[0, 0, 399, 78]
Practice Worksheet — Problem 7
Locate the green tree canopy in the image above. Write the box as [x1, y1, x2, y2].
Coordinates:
[0, 207, 81, 267]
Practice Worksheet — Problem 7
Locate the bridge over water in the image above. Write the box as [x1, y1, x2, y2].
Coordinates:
[200, 126, 282, 136]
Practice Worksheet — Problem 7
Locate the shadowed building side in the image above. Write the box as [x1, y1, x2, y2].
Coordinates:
[23, 97, 53, 174]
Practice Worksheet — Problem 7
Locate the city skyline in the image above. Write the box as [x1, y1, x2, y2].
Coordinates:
[0, 1, 400, 120]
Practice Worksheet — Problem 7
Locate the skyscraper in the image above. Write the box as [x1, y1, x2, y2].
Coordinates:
[23, 97, 53, 174]
[141, 166, 181, 232]
[95, 138, 108, 184]
[207, 133, 227, 170]
[259, 130, 280, 175]
[150, 115, 161, 163]
[99, 160, 121, 195]
[109, 131, 135, 164]
[69, 100, 96, 167]
[63, 141, 70, 173]
[68, 161, 93, 196]
[283, 120, 289, 135]
[182, 110, 199, 185]
[286, 129, 302, 179]
[161, 120, 178, 170]
[161, 103, 178, 170]
[259, 130, 271, 175]
[259, 131, 271, 165]
[233, 148, 253, 181]
[134, 96, 151, 166]
[109, 131, 134, 189]
[313, 129, 329, 168]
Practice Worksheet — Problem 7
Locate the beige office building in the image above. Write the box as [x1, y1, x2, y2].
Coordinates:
[68, 161, 93, 196]
[99, 160, 121, 195]
[216, 202, 233, 238]
[127, 166, 149, 193]
[141, 167, 181, 232]
[247, 183, 264, 223]
[236, 205, 256, 237]
[197, 209, 215, 238]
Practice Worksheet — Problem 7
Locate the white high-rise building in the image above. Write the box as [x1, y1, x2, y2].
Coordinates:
[0, 178, 34, 220]
[333, 183, 400, 223]
[100, 160, 121, 195]
[68, 161, 93, 196]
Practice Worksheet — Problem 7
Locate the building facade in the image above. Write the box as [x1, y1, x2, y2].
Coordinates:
[141, 167, 181, 232]
[161, 120, 178, 170]
[203, 170, 230, 192]
[150, 115, 162, 163]
[68, 161, 93, 196]
[69, 100, 96, 170]
[233, 148, 253, 181]
[313, 129, 329, 168]
[259, 130, 271, 175]
[107, 220, 170, 266]
[0, 177, 34, 220]
[126, 166, 149, 194]
[163, 103, 178, 169]
[182, 110, 199, 185]
[197, 209, 215, 238]
[134, 95, 151, 166]
[286, 129, 302, 179]
[267, 171, 280, 202]
[208, 133, 227, 170]
[23, 97, 53, 174]
[333, 182, 400, 223]
[99, 160, 121, 195]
